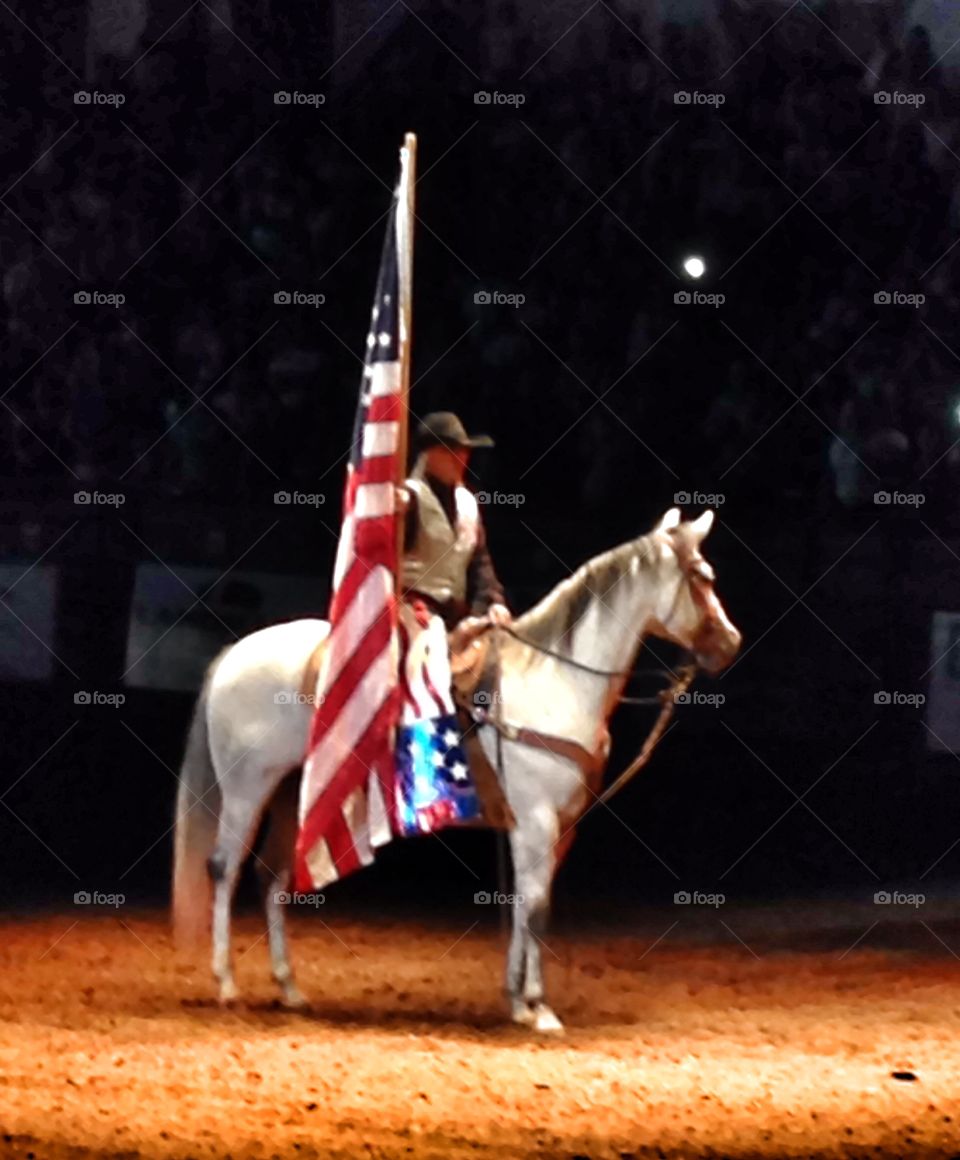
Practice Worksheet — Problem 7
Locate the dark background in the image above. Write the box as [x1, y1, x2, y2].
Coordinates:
[3, 0, 960, 923]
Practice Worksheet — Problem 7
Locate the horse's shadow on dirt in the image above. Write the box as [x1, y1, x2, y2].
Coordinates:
[178, 994, 565, 1037]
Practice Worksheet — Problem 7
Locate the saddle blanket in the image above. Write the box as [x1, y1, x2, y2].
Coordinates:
[395, 600, 482, 835]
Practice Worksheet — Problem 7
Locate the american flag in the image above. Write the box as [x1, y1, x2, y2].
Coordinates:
[294, 141, 414, 892]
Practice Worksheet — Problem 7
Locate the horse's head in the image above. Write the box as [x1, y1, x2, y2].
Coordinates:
[645, 507, 741, 675]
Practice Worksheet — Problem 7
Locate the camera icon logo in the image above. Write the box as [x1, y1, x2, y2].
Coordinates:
[474, 91, 491, 105]
[674, 890, 692, 904]
[74, 691, 91, 705]
[74, 491, 91, 504]
[274, 490, 291, 504]
[674, 491, 691, 504]
[674, 692, 691, 704]
[874, 691, 891, 705]
[274, 290, 291, 304]
[874, 91, 891, 105]
[874, 291, 891, 304]
[274, 691, 293, 705]
[474, 690, 491, 706]
[274, 91, 291, 104]
[874, 890, 892, 904]
[474, 290, 491, 305]
[873, 491, 891, 505]
[274, 890, 292, 903]
[74, 291, 91, 304]
[674, 290, 691, 304]
[474, 891, 492, 904]
[674, 91, 691, 105]
[74, 890, 92, 904]
[74, 91, 91, 105]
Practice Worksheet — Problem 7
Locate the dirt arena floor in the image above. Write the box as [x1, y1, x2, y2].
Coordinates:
[2, 901, 960, 1159]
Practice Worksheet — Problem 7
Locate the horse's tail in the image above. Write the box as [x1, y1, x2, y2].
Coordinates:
[172, 657, 223, 948]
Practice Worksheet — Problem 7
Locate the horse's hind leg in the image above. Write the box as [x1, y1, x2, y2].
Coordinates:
[208, 764, 272, 1004]
[255, 769, 306, 1009]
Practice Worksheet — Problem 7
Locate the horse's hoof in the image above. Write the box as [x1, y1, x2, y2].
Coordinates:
[280, 988, 309, 1011]
[510, 1001, 536, 1027]
[218, 980, 240, 1006]
[531, 1004, 565, 1035]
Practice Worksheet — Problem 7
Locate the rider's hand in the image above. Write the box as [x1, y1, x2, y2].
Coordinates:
[487, 603, 512, 626]
[395, 485, 410, 511]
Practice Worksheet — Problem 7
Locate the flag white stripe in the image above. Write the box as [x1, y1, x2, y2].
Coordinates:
[362, 420, 399, 459]
[369, 360, 400, 397]
[354, 481, 395, 519]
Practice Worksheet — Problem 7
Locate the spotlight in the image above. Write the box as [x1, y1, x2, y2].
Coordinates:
[683, 256, 706, 279]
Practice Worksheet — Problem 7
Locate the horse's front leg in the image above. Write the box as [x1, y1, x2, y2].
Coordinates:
[507, 805, 565, 1034]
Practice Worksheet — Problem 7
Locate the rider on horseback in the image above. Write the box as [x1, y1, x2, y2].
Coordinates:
[398, 411, 512, 631]
[394, 411, 514, 833]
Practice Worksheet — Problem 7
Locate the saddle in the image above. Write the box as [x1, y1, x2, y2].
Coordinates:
[447, 620, 606, 827]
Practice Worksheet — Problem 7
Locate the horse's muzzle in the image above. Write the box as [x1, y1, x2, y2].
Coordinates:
[692, 620, 742, 675]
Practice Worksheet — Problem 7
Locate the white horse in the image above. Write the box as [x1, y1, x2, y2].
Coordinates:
[172, 507, 741, 1032]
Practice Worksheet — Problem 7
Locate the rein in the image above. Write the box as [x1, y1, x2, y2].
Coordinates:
[500, 623, 676, 692]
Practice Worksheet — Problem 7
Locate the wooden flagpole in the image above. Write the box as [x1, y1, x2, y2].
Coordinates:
[396, 132, 417, 567]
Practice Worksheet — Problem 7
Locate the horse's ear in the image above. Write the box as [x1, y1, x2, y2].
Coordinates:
[690, 509, 715, 542]
[656, 507, 682, 533]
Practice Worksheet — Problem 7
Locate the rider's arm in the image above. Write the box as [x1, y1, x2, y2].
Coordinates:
[466, 520, 507, 616]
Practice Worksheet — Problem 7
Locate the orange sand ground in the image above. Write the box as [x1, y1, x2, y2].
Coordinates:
[1, 904, 960, 1158]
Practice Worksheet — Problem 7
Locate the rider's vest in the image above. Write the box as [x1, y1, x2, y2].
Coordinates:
[401, 475, 479, 605]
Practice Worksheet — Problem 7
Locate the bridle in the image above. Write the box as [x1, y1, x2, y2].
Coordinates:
[473, 541, 727, 808]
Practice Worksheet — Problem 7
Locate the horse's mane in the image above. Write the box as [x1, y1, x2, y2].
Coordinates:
[514, 532, 655, 647]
